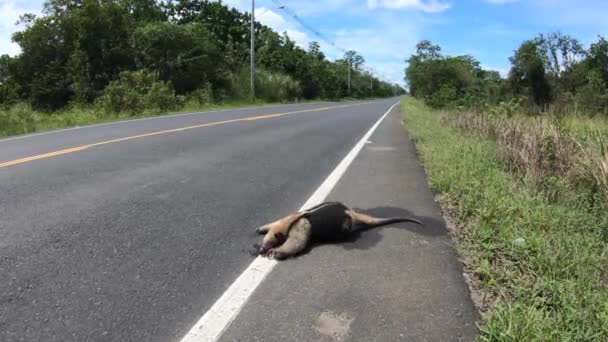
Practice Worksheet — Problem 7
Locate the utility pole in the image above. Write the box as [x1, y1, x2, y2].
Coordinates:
[250, 0, 255, 99]
[347, 60, 351, 96]
[370, 75, 373, 92]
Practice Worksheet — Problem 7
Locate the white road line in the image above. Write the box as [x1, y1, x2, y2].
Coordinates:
[0, 101, 345, 143]
[179, 101, 400, 342]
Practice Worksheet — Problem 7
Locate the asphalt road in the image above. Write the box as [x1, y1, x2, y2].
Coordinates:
[1, 99, 434, 341]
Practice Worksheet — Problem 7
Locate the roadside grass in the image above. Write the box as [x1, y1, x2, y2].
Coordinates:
[0, 98, 281, 139]
[0, 96, 345, 139]
[560, 114, 608, 139]
[401, 97, 608, 341]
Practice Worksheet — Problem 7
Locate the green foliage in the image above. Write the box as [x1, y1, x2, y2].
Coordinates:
[587, 36, 608, 83]
[0, 103, 36, 136]
[406, 33, 608, 115]
[344, 50, 365, 69]
[96, 69, 178, 115]
[132, 21, 221, 94]
[487, 97, 524, 118]
[189, 83, 215, 106]
[254, 69, 301, 102]
[508, 40, 553, 107]
[405, 41, 492, 109]
[533, 31, 587, 95]
[224, 68, 301, 102]
[0, 54, 19, 106]
[576, 70, 608, 114]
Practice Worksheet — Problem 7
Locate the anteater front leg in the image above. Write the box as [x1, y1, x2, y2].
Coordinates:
[267, 218, 312, 260]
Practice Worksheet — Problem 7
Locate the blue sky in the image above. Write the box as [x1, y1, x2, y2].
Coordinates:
[1, 0, 607, 87]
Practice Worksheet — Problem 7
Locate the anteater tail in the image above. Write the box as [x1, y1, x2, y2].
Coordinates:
[348, 210, 423, 231]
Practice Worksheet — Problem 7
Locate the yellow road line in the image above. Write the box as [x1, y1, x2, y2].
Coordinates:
[0, 102, 371, 169]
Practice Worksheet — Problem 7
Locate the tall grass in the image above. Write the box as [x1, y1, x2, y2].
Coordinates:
[0, 103, 37, 136]
[226, 68, 301, 102]
[0, 68, 303, 139]
[401, 97, 608, 341]
[446, 110, 608, 209]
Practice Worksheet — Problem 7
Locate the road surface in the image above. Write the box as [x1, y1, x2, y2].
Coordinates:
[0, 98, 478, 341]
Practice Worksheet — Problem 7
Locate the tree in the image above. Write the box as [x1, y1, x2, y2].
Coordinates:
[11, 14, 77, 110]
[0, 55, 10, 86]
[535, 32, 586, 77]
[344, 50, 365, 69]
[405, 40, 484, 107]
[532, 32, 587, 95]
[308, 42, 325, 61]
[68, 0, 138, 102]
[508, 40, 552, 107]
[414, 40, 442, 61]
[133, 22, 221, 94]
[575, 70, 608, 114]
[587, 35, 608, 84]
[0, 55, 19, 105]
[405, 40, 443, 97]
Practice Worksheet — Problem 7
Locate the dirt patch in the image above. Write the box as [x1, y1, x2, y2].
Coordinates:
[366, 145, 397, 152]
[313, 310, 354, 341]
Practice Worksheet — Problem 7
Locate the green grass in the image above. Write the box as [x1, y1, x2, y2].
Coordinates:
[401, 97, 608, 341]
[559, 114, 608, 140]
[0, 98, 282, 139]
[0, 95, 345, 139]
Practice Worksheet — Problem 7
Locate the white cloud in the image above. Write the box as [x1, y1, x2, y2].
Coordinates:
[367, 61, 406, 85]
[255, 7, 312, 48]
[481, 64, 509, 78]
[281, 0, 361, 17]
[331, 13, 425, 86]
[0, 1, 26, 56]
[367, 0, 451, 12]
[220, 0, 250, 11]
[255, 8, 285, 27]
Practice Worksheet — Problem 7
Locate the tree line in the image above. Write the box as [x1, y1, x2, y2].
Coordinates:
[0, 0, 404, 114]
[405, 32, 608, 115]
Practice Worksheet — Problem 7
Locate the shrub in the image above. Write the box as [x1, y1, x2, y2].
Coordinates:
[575, 71, 608, 115]
[225, 68, 301, 102]
[189, 83, 215, 106]
[254, 69, 301, 102]
[426, 84, 457, 108]
[487, 97, 524, 118]
[0, 103, 36, 136]
[96, 69, 178, 115]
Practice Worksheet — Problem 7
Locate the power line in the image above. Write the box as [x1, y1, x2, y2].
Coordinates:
[270, 0, 347, 54]
[268, 0, 388, 84]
